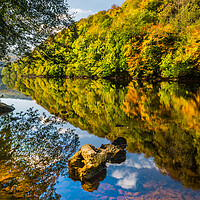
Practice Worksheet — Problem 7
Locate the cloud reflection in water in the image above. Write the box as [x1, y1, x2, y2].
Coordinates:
[109, 153, 156, 189]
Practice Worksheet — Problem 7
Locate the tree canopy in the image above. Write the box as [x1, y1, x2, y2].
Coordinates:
[0, 0, 72, 60]
[3, 0, 200, 78]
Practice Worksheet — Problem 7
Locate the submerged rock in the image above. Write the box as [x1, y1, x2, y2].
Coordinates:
[68, 137, 127, 192]
[0, 103, 14, 115]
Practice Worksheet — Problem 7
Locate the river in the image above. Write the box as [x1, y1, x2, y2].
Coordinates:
[0, 77, 200, 199]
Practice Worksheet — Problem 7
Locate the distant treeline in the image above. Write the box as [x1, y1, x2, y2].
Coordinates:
[3, 0, 200, 78]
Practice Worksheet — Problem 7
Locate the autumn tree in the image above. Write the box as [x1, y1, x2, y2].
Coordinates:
[0, 0, 73, 61]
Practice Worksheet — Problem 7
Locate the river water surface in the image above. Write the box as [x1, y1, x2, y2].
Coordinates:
[0, 77, 200, 199]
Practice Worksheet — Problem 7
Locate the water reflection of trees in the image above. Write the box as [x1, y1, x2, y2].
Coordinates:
[0, 108, 79, 199]
[123, 81, 200, 189]
[3, 77, 200, 190]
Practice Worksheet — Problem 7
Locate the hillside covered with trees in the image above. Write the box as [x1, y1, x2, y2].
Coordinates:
[3, 0, 200, 78]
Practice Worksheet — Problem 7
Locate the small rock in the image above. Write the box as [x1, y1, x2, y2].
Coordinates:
[112, 137, 127, 149]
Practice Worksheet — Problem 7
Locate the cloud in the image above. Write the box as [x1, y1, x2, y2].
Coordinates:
[117, 173, 138, 189]
[109, 153, 158, 189]
[112, 170, 138, 189]
[70, 8, 94, 14]
[112, 170, 127, 179]
[69, 8, 95, 20]
[125, 156, 156, 169]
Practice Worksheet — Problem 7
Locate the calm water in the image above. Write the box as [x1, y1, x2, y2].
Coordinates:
[0, 77, 200, 199]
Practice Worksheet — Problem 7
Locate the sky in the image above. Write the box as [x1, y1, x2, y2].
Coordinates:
[67, 0, 125, 21]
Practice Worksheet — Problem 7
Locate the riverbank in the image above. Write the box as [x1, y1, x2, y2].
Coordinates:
[16, 73, 200, 85]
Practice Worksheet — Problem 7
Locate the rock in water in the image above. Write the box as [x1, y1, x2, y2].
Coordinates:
[0, 103, 15, 115]
[112, 137, 127, 149]
[68, 139, 127, 192]
[68, 144, 107, 181]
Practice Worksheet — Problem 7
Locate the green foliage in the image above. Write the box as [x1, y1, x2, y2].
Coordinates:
[0, 0, 72, 61]
[5, 0, 200, 78]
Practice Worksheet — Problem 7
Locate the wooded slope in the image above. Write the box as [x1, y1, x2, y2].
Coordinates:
[4, 0, 200, 78]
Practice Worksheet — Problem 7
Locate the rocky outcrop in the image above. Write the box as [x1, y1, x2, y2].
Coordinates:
[68, 137, 127, 192]
[0, 103, 14, 115]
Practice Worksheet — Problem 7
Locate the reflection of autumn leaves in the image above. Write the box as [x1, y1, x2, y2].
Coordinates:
[171, 92, 200, 131]
[0, 162, 58, 199]
[122, 82, 157, 123]
[122, 82, 200, 190]
[9, 78, 128, 138]
[123, 83, 143, 118]
[123, 82, 170, 134]
[0, 109, 79, 199]
[123, 82, 200, 133]
[4, 77, 200, 190]
[159, 84, 200, 132]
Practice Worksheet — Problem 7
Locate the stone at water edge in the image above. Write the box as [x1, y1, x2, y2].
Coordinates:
[0, 103, 15, 115]
[68, 138, 127, 182]
[68, 144, 107, 181]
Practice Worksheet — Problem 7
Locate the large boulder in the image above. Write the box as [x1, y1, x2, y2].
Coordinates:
[68, 137, 127, 191]
[68, 144, 107, 181]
